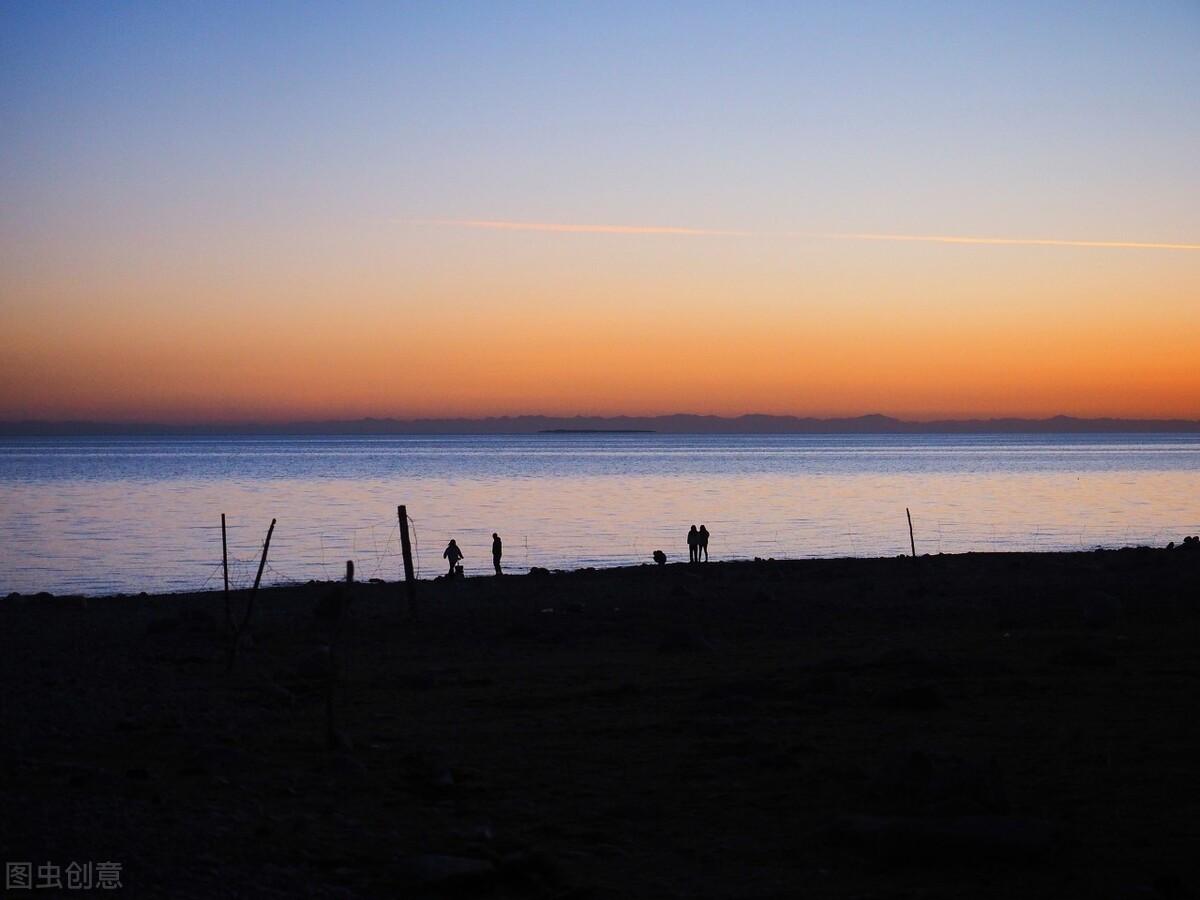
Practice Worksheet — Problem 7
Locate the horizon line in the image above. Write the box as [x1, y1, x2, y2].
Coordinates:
[6, 412, 1200, 431]
[413, 219, 1200, 251]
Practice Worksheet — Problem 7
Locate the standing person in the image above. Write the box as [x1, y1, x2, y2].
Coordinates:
[492, 532, 503, 575]
[687, 525, 699, 564]
[698, 524, 710, 562]
[443, 539, 463, 577]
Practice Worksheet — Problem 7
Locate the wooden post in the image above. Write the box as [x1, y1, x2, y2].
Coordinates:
[239, 518, 275, 633]
[906, 507, 916, 559]
[345, 560, 354, 583]
[221, 513, 231, 632]
[228, 517, 275, 672]
[398, 505, 417, 614]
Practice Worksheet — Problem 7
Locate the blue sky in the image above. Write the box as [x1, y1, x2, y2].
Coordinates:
[2, 2, 1198, 421]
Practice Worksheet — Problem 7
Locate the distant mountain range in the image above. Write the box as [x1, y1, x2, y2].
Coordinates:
[3, 413, 1200, 435]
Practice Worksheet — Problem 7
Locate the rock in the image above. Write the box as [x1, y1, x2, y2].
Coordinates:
[1080, 592, 1123, 628]
[529, 567, 550, 576]
[497, 848, 561, 883]
[452, 824, 494, 844]
[313, 589, 347, 623]
[1051, 645, 1117, 668]
[145, 617, 179, 636]
[46, 594, 89, 609]
[869, 749, 1009, 815]
[877, 683, 945, 711]
[398, 670, 440, 690]
[327, 752, 367, 780]
[829, 814, 1057, 862]
[407, 751, 456, 789]
[259, 680, 295, 708]
[328, 728, 354, 752]
[1151, 873, 1189, 899]
[50, 762, 110, 787]
[205, 746, 264, 776]
[873, 648, 959, 678]
[396, 854, 496, 886]
[657, 625, 714, 653]
[295, 646, 334, 680]
[180, 608, 218, 634]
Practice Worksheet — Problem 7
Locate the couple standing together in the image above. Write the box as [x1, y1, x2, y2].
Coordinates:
[687, 524, 710, 563]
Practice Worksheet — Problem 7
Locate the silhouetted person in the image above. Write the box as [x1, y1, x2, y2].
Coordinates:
[492, 532, 503, 575]
[698, 524, 710, 562]
[687, 525, 699, 564]
[443, 539, 463, 576]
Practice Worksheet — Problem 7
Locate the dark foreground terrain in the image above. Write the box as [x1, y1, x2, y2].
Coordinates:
[3, 548, 1199, 899]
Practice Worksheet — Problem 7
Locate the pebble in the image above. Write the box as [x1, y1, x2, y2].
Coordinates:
[395, 854, 496, 885]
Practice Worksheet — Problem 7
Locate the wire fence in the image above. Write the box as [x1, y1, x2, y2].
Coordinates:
[199, 511, 1200, 593]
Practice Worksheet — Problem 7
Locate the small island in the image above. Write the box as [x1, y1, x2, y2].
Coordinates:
[538, 428, 656, 433]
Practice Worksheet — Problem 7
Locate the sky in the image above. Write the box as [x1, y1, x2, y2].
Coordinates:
[1, 1, 1198, 423]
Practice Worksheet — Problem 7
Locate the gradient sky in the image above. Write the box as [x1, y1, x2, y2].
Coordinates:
[2, 1, 1198, 422]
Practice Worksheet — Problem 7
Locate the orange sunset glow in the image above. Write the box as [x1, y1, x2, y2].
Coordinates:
[3, 222, 1197, 423]
[2, 4, 1198, 425]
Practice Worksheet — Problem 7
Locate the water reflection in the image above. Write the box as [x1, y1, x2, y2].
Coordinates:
[1, 434, 1198, 595]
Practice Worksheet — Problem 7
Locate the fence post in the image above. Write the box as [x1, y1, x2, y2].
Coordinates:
[221, 513, 231, 632]
[228, 518, 275, 672]
[398, 505, 417, 615]
[907, 507, 917, 559]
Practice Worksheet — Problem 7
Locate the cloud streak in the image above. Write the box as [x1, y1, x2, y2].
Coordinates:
[810, 232, 1200, 251]
[418, 218, 751, 236]
[417, 219, 1200, 251]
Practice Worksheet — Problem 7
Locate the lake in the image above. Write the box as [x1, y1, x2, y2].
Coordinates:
[1, 433, 1198, 595]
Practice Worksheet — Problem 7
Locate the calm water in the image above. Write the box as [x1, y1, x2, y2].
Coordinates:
[1, 433, 1198, 596]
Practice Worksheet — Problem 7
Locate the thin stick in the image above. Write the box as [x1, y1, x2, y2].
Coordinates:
[907, 507, 916, 558]
[240, 518, 276, 633]
[221, 513, 231, 632]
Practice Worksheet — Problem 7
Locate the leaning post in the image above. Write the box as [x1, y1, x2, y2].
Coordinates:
[397, 505, 417, 615]
[228, 517, 275, 672]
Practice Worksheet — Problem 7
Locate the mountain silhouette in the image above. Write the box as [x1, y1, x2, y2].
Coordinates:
[4, 414, 1200, 435]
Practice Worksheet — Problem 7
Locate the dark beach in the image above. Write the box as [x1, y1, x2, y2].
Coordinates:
[3, 547, 1198, 898]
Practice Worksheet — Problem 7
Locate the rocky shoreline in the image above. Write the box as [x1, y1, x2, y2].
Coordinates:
[2, 547, 1199, 898]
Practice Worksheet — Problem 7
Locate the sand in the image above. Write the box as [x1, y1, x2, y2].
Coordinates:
[2, 547, 1198, 898]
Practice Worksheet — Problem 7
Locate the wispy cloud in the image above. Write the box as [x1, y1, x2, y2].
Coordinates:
[416, 218, 751, 236]
[809, 232, 1200, 251]
[415, 219, 1200, 251]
